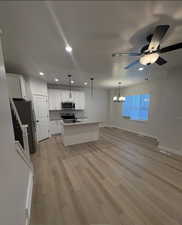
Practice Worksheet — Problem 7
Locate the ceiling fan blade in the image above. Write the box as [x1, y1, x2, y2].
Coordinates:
[155, 57, 167, 65]
[148, 25, 170, 52]
[159, 42, 182, 54]
[112, 52, 141, 57]
[124, 59, 140, 69]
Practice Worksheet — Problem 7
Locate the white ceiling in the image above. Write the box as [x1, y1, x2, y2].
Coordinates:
[0, 1, 182, 88]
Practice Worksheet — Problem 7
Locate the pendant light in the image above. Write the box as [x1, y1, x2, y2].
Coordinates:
[113, 82, 125, 103]
[68, 74, 72, 98]
[90, 77, 94, 96]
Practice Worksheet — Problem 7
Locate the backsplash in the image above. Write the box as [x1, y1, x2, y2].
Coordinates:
[49, 110, 86, 121]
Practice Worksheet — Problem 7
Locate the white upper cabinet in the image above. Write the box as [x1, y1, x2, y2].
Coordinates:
[60, 90, 74, 102]
[7, 73, 27, 99]
[48, 89, 55, 110]
[48, 89, 61, 110]
[48, 89, 85, 110]
[74, 91, 85, 110]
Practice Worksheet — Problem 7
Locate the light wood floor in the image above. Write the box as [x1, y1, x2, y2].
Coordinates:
[31, 127, 182, 225]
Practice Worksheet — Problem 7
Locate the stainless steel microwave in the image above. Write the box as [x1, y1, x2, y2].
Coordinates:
[61, 102, 75, 109]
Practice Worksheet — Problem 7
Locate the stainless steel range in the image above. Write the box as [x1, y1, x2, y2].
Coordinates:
[61, 112, 77, 123]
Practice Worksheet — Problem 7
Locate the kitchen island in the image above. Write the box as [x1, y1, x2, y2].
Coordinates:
[61, 120, 100, 146]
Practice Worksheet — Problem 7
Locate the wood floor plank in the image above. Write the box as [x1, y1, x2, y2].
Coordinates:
[31, 127, 182, 225]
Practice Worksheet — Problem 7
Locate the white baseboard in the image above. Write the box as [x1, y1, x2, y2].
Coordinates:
[25, 171, 34, 225]
[103, 124, 113, 128]
[158, 145, 182, 156]
[104, 125, 182, 157]
[99, 122, 111, 127]
[108, 125, 158, 141]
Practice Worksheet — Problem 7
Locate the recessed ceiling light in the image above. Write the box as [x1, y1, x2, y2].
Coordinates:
[138, 67, 144, 71]
[39, 72, 44, 76]
[65, 45, 72, 53]
[84, 82, 88, 86]
[54, 78, 59, 82]
[71, 80, 74, 84]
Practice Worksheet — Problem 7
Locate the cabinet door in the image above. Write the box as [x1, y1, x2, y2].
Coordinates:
[61, 90, 67, 102]
[60, 122, 64, 134]
[80, 92, 85, 110]
[75, 91, 85, 110]
[54, 89, 61, 110]
[61, 90, 73, 102]
[74, 91, 79, 109]
[19, 76, 27, 99]
[48, 89, 56, 110]
[49, 121, 54, 135]
[50, 120, 62, 135]
[7, 74, 27, 99]
[56, 120, 62, 134]
[50, 121, 57, 135]
[7, 75, 22, 98]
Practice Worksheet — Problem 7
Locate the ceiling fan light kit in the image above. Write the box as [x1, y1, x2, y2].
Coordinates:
[140, 53, 159, 65]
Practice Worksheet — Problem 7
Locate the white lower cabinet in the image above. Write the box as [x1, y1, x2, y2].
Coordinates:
[50, 120, 63, 136]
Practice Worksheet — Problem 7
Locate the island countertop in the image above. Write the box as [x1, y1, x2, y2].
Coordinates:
[60, 120, 101, 126]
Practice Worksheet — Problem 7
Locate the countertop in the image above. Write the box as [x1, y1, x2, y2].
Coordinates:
[50, 118, 62, 121]
[60, 120, 101, 126]
[50, 117, 88, 122]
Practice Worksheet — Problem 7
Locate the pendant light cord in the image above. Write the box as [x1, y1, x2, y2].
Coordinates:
[68, 75, 72, 98]
[90, 77, 94, 96]
[118, 82, 121, 98]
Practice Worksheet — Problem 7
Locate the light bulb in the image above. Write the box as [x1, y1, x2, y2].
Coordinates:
[65, 45, 72, 53]
[39, 72, 44, 76]
[118, 96, 126, 102]
[113, 96, 118, 102]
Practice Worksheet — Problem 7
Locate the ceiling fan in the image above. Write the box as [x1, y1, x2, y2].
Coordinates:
[112, 25, 182, 69]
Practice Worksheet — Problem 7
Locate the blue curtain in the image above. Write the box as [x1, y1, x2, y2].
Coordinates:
[122, 94, 150, 120]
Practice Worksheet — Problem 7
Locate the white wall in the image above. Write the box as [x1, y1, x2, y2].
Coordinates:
[0, 38, 30, 225]
[109, 72, 182, 154]
[84, 88, 109, 125]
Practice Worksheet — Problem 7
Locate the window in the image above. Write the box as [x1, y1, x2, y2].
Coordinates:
[122, 94, 150, 121]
